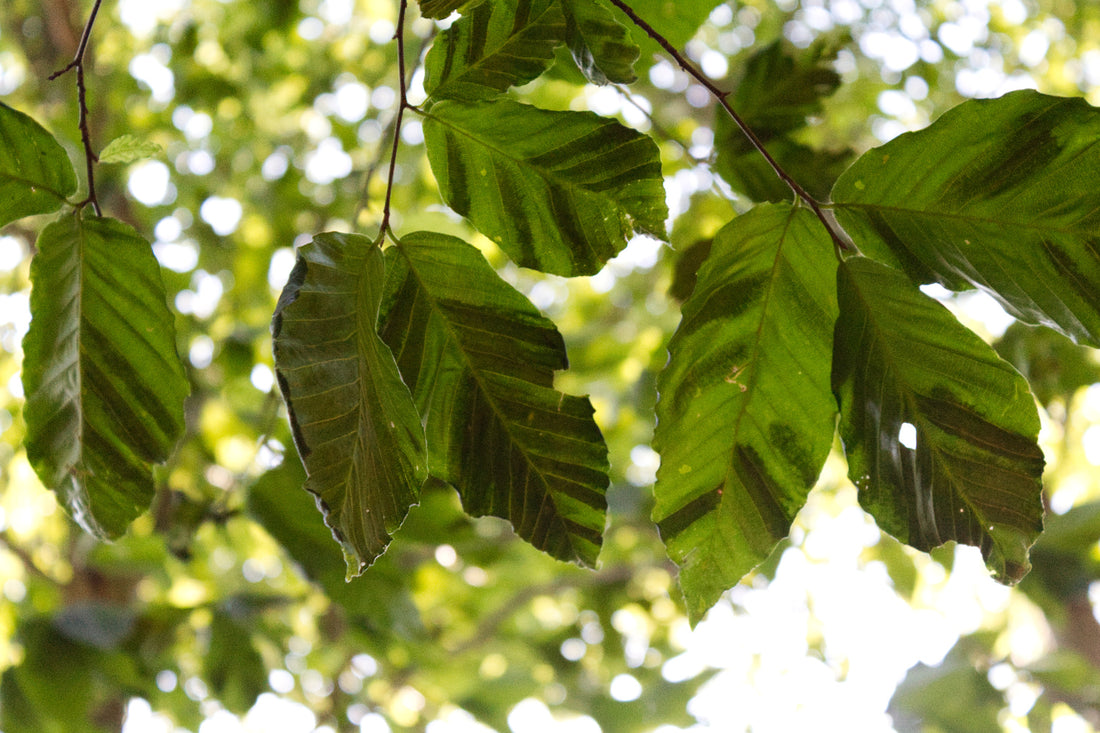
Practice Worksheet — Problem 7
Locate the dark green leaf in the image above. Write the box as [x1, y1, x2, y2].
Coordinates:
[22, 214, 188, 538]
[379, 231, 608, 566]
[424, 0, 565, 102]
[561, 0, 638, 85]
[418, 0, 487, 20]
[832, 257, 1045, 584]
[271, 233, 427, 577]
[725, 40, 843, 144]
[832, 90, 1100, 346]
[714, 40, 850, 203]
[0, 102, 77, 227]
[422, 98, 667, 276]
[204, 615, 267, 714]
[247, 457, 425, 637]
[653, 205, 839, 623]
[716, 137, 852, 203]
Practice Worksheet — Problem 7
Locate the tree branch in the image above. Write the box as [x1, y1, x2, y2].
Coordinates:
[378, 0, 414, 242]
[49, 0, 105, 216]
[605, 0, 853, 253]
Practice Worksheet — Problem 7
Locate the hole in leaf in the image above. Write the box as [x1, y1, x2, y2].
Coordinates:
[899, 422, 917, 450]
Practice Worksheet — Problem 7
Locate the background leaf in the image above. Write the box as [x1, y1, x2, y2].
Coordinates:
[561, 0, 639, 85]
[653, 204, 839, 623]
[98, 134, 162, 164]
[422, 98, 667, 276]
[379, 231, 609, 566]
[0, 102, 77, 227]
[272, 234, 427, 577]
[21, 213, 188, 538]
[423, 0, 565, 102]
[832, 257, 1045, 584]
[714, 39, 852, 203]
[832, 90, 1100, 346]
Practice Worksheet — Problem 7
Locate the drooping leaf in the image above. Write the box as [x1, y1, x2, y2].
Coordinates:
[424, 0, 565, 102]
[418, 0, 487, 20]
[98, 134, 162, 164]
[271, 233, 427, 577]
[561, 0, 638, 85]
[832, 90, 1100, 347]
[0, 102, 77, 227]
[421, 98, 667, 276]
[379, 231, 608, 566]
[653, 204, 839, 623]
[832, 257, 1045, 584]
[21, 213, 188, 538]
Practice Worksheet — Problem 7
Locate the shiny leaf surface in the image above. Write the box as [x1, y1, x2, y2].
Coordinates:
[833, 90, 1100, 346]
[832, 257, 1045, 584]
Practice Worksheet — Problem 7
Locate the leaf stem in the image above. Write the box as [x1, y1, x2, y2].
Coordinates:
[379, 0, 413, 243]
[605, 0, 853, 253]
[49, 0, 105, 217]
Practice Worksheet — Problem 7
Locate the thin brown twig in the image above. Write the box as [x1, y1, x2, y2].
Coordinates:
[378, 0, 414, 243]
[605, 0, 853, 253]
[49, 0, 105, 217]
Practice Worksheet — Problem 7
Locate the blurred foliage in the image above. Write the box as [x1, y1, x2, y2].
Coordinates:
[1, 0, 1100, 731]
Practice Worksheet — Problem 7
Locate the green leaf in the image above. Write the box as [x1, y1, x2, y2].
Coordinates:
[98, 134, 162, 164]
[653, 204, 839, 623]
[203, 615, 267, 714]
[419, 0, 487, 20]
[421, 98, 667, 276]
[379, 231, 608, 566]
[21, 214, 188, 538]
[714, 40, 851, 203]
[612, 0, 724, 73]
[832, 257, 1045, 584]
[995, 322, 1100, 407]
[832, 90, 1100, 347]
[424, 0, 565, 102]
[725, 40, 843, 144]
[271, 233, 427, 577]
[0, 102, 77, 227]
[561, 0, 638, 85]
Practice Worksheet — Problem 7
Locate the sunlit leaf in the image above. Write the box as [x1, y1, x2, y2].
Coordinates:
[98, 134, 162, 164]
[272, 233, 427, 577]
[380, 231, 608, 566]
[422, 98, 667, 276]
[653, 205, 839, 623]
[0, 102, 77, 227]
[561, 0, 638, 85]
[21, 213, 188, 538]
[832, 257, 1045, 584]
[833, 90, 1100, 346]
[424, 0, 565, 102]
